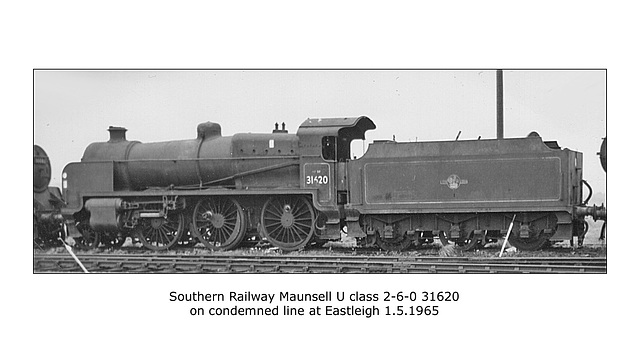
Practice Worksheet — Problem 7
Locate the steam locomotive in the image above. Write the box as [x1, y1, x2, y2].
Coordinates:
[59, 116, 606, 251]
[33, 145, 65, 246]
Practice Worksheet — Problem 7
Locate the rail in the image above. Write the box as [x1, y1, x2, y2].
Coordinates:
[34, 253, 606, 274]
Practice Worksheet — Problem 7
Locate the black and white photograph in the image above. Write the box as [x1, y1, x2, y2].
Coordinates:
[7, 1, 636, 342]
[33, 69, 607, 274]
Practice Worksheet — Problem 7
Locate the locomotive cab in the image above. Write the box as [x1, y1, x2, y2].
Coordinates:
[299, 117, 376, 162]
[297, 117, 376, 238]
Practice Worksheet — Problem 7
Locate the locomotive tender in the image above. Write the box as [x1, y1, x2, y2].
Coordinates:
[61, 116, 605, 251]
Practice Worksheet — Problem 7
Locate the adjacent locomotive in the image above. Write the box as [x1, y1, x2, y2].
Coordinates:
[33, 145, 65, 246]
[61, 116, 606, 251]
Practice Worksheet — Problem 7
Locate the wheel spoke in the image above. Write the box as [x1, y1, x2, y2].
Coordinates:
[136, 212, 184, 251]
[159, 225, 172, 244]
[293, 207, 310, 217]
[222, 200, 233, 216]
[261, 196, 316, 251]
[271, 226, 285, 241]
[221, 224, 234, 240]
[265, 208, 281, 218]
[290, 225, 304, 242]
[295, 221, 312, 229]
[291, 198, 301, 213]
[286, 228, 295, 243]
[267, 224, 281, 236]
[191, 197, 246, 251]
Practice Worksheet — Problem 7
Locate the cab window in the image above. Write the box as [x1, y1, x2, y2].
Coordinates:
[322, 136, 352, 162]
[322, 136, 336, 161]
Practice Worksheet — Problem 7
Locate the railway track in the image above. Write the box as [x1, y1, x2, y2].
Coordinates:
[33, 252, 606, 274]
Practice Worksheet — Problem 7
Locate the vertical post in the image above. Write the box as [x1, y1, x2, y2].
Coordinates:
[59, 238, 89, 273]
[496, 69, 504, 139]
[499, 214, 517, 257]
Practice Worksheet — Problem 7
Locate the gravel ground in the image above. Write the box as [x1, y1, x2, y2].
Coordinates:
[36, 224, 607, 259]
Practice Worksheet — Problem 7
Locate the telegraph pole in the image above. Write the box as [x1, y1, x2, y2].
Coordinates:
[497, 69, 504, 139]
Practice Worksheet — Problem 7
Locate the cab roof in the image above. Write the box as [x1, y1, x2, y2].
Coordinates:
[297, 116, 376, 140]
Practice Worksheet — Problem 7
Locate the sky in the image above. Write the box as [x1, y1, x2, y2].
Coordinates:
[34, 69, 607, 197]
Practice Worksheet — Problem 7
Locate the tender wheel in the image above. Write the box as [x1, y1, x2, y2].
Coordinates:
[191, 197, 247, 250]
[260, 195, 315, 251]
[507, 215, 557, 251]
[507, 231, 552, 251]
[76, 221, 100, 250]
[376, 234, 412, 251]
[135, 212, 185, 251]
[438, 231, 480, 251]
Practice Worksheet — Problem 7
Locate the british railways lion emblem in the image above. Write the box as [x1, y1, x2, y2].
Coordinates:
[440, 174, 468, 190]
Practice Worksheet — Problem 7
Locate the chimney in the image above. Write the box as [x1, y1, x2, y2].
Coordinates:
[108, 126, 127, 142]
